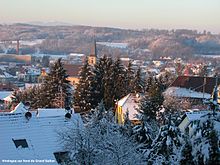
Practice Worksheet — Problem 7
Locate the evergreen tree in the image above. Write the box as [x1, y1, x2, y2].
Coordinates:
[103, 57, 115, 110]
[191, 113, 220, 165]
[179, 137, 195, 165]
[124, 60, 134, 94]
[147, 117, 183, 164]
[132, 118, 158, 149]
[60, 101, 145, 165]
[31, 85, 45, 109]
[43, 58, 72, 108]
[137, 78, 164, 122]
[145, 76, 153, 92]
[111, 57, 127, 100]
[133, 67, 144, 94]
[133, 91, 160, 151]
[74, 57, 94, 112]
[91, 55, 110, 107]
[207, 129, 220, 165]
[10, 59, 72, 109]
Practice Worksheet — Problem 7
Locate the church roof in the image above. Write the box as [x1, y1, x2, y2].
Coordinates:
[89, 40, 97, 57]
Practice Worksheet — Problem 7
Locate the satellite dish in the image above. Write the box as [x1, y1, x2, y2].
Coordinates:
[25, 112, 32, 120]
[65, 113, 71, 119]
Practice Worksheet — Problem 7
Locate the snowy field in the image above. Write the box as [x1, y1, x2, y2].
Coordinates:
[97, 42, 128, 49]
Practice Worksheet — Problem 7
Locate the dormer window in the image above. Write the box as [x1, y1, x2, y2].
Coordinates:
[12, 139, 28, 148]
[54, 151, 69, 164]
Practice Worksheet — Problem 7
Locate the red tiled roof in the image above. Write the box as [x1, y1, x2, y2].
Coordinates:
[63, 64, 82, 77]
[170, 76, 220, 94]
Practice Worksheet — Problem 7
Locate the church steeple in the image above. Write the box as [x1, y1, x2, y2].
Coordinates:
[88, 40, 97, 66]
[90, 39, 97, 57]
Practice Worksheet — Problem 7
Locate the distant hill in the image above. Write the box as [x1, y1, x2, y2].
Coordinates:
[0, 24, 219, 59]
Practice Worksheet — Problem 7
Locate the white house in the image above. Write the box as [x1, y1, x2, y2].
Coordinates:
[0, 108, 83, 164]
[115, 93, 142, 125]
[0, 91, 13, 110]
[178, 111, 220, 135]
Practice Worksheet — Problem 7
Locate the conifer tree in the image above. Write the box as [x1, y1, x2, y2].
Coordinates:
[133, 67, 144, 94]
[10, 59, 72, 109]
[112, 57, 127, 100]
[124, 60, 134, 94]
[179, 137, 195, 165]
[191, 113, 220, 165]
[147, 117, 183, 164]
[42, 58, 72, 108]
[74, 57, 94, 112]
[103, 57, 115, 109]
[91, 55, 110, 107]
[207, 129, 220, 165]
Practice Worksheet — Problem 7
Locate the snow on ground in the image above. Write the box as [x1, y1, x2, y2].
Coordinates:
[31, 53, 68, 59]
[97, 42, 128, 49]
[12, 39, 44, 46]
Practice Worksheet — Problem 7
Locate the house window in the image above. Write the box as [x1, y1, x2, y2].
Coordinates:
[54, 151, 69, 164]
[12, 139, 28, 148]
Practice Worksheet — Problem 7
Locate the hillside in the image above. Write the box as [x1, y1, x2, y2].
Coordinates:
[0, 23, 220, 59]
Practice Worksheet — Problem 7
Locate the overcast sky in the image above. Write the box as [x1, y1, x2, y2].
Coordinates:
[0, 0, 219, 33]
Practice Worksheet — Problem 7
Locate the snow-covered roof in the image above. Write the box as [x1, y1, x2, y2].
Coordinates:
[0, 109, 83, 163]
[26, 68, 41, 75]
[179, 111, 220, 133]
[37, 108, 74, 117]
[117, 93, 141, 120]
[10, 102, 27, 113]
[164, 87, 211, 99]
[118, 94, 131, 107]
[185, 111, 211, 121]
[0, 91, 13, 100]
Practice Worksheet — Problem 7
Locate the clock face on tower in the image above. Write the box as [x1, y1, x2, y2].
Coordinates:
[88, 56, 96, 65]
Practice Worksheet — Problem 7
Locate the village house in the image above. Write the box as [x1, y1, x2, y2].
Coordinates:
[164, 76, 220, 109]
[115, 93, 142, 125]
[0, 91, 13, 111]
[0, 106, 83, 165]
[178, 111, 220, 135]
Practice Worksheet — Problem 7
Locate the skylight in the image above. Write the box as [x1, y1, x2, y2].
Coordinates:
[12, 139, 28, 148]
[53, 151, 69, 164]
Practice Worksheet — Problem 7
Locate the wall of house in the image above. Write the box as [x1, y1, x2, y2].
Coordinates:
[178, 117, 189, 132]
[67, 77, 79, 85]
[115, 105, 123, 125]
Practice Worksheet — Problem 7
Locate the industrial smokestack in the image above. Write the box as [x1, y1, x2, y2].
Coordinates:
[16, 40, 20, 55]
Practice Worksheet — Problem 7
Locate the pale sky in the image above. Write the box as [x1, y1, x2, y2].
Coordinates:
[0, 0, 219, 33]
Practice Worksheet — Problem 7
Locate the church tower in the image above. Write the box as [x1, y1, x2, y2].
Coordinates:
[88, 40, 97, 66]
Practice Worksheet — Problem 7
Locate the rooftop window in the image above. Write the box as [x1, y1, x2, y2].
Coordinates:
[54, 151, 69, 164]
[12, 139, 28, 148]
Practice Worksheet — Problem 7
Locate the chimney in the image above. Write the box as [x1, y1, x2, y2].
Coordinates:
[16, 40, 20, 55]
